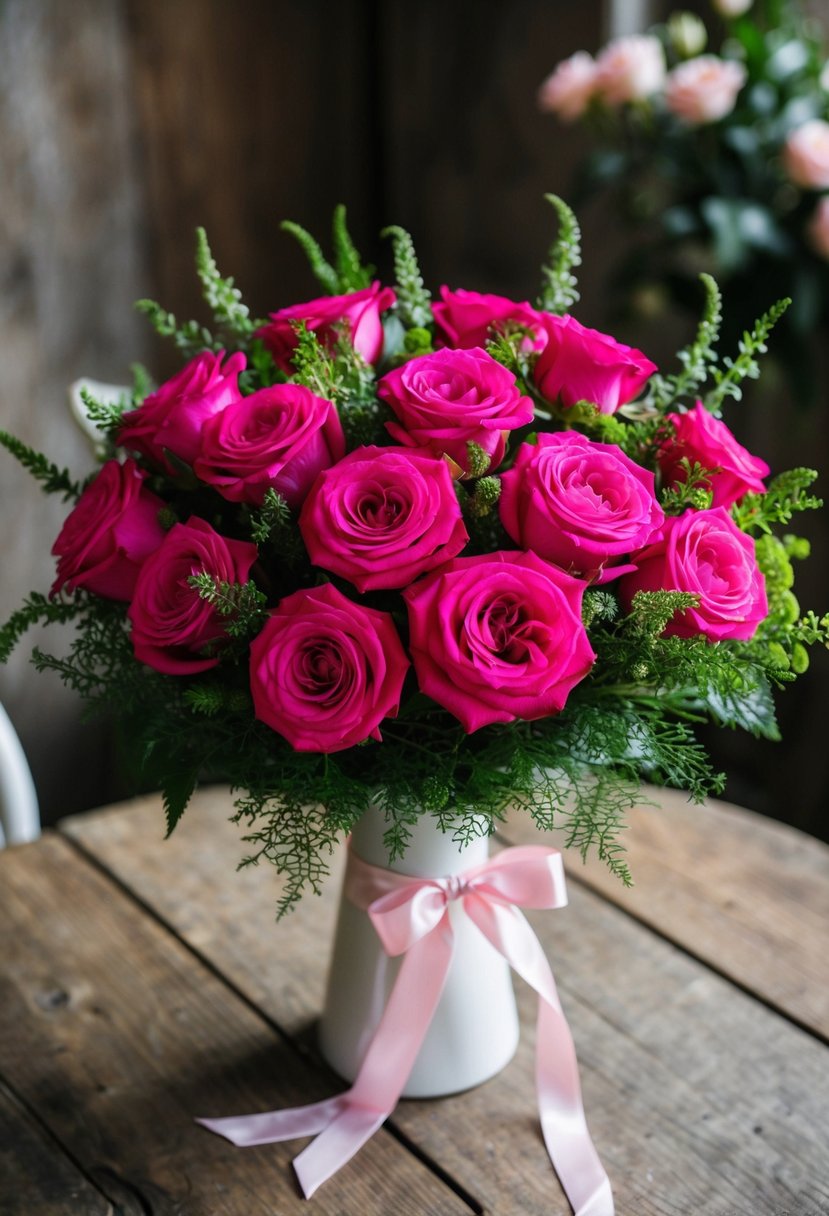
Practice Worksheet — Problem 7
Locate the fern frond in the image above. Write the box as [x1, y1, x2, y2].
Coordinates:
[537, 193, 581, 314]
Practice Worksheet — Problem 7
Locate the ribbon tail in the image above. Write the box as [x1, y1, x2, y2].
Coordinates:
[465, 897, 614, 1216]
[196, 1094, 344, 1146]
[293, 1105, 387, 1198]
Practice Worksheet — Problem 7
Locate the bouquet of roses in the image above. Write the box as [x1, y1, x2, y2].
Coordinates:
[538, 0, 829, 405]
[1, 197, 825, 911]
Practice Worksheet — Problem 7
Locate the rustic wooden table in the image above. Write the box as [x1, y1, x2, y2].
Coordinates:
[1, 786, 827, 1215]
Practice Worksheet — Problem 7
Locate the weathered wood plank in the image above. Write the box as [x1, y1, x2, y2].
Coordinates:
[497, 786, 829, 1039]
[0, 834, 472, 1215]
[63, 788, 829, 1214]
[0, 1080, 116, 1216]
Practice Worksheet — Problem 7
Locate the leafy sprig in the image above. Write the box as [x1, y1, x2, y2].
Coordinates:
[703, 297, 791, 412]
[186, 573, 268, 640]
[281, 205, 373, 295]
[381, 225, 433, 328]
[537, 193, 582, 314]
[195, 227, 258, 340]
[0, 431, 80, 501]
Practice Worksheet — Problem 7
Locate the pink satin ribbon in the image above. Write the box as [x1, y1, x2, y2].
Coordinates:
[198, 842, 614, 1214]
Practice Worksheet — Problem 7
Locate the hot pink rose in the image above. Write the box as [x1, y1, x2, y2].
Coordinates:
[596, 35, 666, 106]
[618, 508, 767, 642]
[249, 583, 409, 752]
[808, 196, 829, 259]
[537, 52, 599, 122]
[194, 384, 345, 508]
[403, 550, 595, 732]
[256, 281, 396, 373]
[299, 446, 468, 592]
[658, 401, 769, 508]
[51, 459, 167, 601]
[117, 350, 246, 471]
[783, 120, 829, 190]
[499, 431, 664, 580]
[534, 313, 657, 415]
[665, 56, 747, 125]
[378, 347, 534, 476]
[128, 517, 258, 674]
[432, 287, 546, 351]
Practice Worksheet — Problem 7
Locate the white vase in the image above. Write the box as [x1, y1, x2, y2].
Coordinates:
[318, 805, 520, 1098]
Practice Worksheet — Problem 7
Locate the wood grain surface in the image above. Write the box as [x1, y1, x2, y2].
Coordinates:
[0, 832, 472, 1215]
[498, 786, 829, 1040]
[59, 786, 829, 1215]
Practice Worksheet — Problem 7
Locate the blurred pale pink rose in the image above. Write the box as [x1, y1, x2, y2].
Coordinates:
[537, 52, 598, 121]
[711, 0, 753, 16]
[595, 35, 666, 106]
[783, 120, 829, 190]
[808, 197, 829, 259]
[665, 56, 747, 125]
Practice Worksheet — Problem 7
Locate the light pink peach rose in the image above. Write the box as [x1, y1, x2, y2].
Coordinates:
[595, 35, 666, 106]
[783, 120, 829, 191]
[537, 52, 598, 121]
[711, 0, 753, 16]
[808, 196, 829, 259]
[665, 56, 747, 125]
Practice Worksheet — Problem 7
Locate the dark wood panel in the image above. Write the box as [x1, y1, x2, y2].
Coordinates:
[126, 0, 381, 353]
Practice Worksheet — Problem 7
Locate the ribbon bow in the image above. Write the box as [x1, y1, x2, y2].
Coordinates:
[198, 843, 614, 1215]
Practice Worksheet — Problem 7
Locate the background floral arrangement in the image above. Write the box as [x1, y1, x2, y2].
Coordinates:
[539, 0, 829, 406]
[1, 198, 825, 911]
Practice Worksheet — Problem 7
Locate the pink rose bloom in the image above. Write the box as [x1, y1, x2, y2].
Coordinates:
[51, 459, 167, 601]
[256, 282, 396, 373]
[403, 550, 595, 733]
[596, 35, 666, 106]
[808, 196, 829, 259]
[783, 120, 829, 190]
[249, 583, 409, 752]
[665, 56, 747, 125]
[500, 431, 664, 580]
[537, 52, 599, 122]
[299, 446, 468, 592]
[659, 401, 769, 508]
[378, 347, 534, 476]
[432, 287, 546, 351]
[618, 508, 767, 642]
[117, 350, 245, 471]
[534, 313, 657, 415]
[194, 384, 345, 508]
[128, 517, 258, 675]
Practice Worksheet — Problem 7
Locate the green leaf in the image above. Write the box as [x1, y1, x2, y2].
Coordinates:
[331, 205, 373, 291]
[280, 220, 340, 294]
[537, 194, 581, 314]
[162, 767, 198, 837]
[0, 431, 80, 501]
[195, 227, 256, 339]
[381, 225, 433, 328]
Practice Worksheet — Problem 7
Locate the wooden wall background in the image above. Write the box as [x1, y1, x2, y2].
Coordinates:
[1, 0, 827, 839]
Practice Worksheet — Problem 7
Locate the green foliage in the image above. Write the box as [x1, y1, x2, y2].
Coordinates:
[0, 591, 85, 664]
[79, 386, 129, 441]
[331, 204, 373, 291]
[703, 297, 791, 412]
[248, 488, 306, 567]
[659, 460, 714, 514]
[643, 274, 723, 410]
[131, 362, 153, 404]
[465, 442, 492, 478]
[732, 468, 822, 533]
[624, 590, 700, 639]
[195, 227, 257, 340]
[0, 431, 80, 501]
[186, 573, 268, 640]
[281, 206, 373, 295]
[135, 298, 216, 358]
[381, 225, 433, 328]
[289, 322, 342, 400]
[537, 193, 582, 314]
